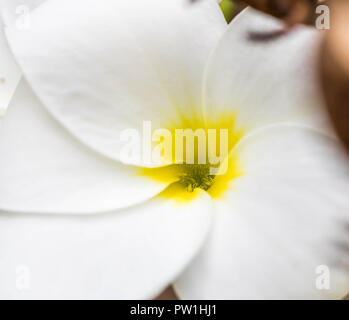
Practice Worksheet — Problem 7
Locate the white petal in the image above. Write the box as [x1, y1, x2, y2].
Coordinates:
[0, 80, 175, 214]
[0, 0, 46, 26]
[0, 190, 212, 299]
[0, 27, 21, 116]
[5, 0, 226, 166]
[175, 125, 349, 299]
[203, 8, 332, 135]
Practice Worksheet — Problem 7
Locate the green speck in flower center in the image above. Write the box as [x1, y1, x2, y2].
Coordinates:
[178, 164, 215, 192]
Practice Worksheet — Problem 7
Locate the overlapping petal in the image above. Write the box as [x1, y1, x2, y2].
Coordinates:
[4, 0, 226, 166]
[0, 190, 212, 299]
[0, 28, 20, 116]
[203, 8, 332, 136]
[0, 0, 46, 116]
[175, 125, 349, 299]
[0, 80, 176, 214]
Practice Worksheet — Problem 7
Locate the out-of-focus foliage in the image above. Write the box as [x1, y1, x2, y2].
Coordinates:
[219, 0, 235, 23]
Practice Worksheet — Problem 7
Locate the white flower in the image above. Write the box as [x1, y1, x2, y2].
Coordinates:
[1, 0, 349, 299]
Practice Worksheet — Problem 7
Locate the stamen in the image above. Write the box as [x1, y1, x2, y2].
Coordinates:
[178, 164, 215, 192]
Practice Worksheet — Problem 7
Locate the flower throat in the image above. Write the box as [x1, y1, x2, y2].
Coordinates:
[139, 111, 244, 200]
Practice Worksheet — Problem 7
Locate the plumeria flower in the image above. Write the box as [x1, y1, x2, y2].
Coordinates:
[1, 0, 349, 300]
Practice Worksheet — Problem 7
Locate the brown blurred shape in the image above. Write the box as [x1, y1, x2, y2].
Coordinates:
[236, 0, 320, 26]
[155, 286, 179, 300]
[320, 0, 349, 153]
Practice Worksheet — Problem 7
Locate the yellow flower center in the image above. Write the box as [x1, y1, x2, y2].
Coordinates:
[139, 110, 244, 201]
